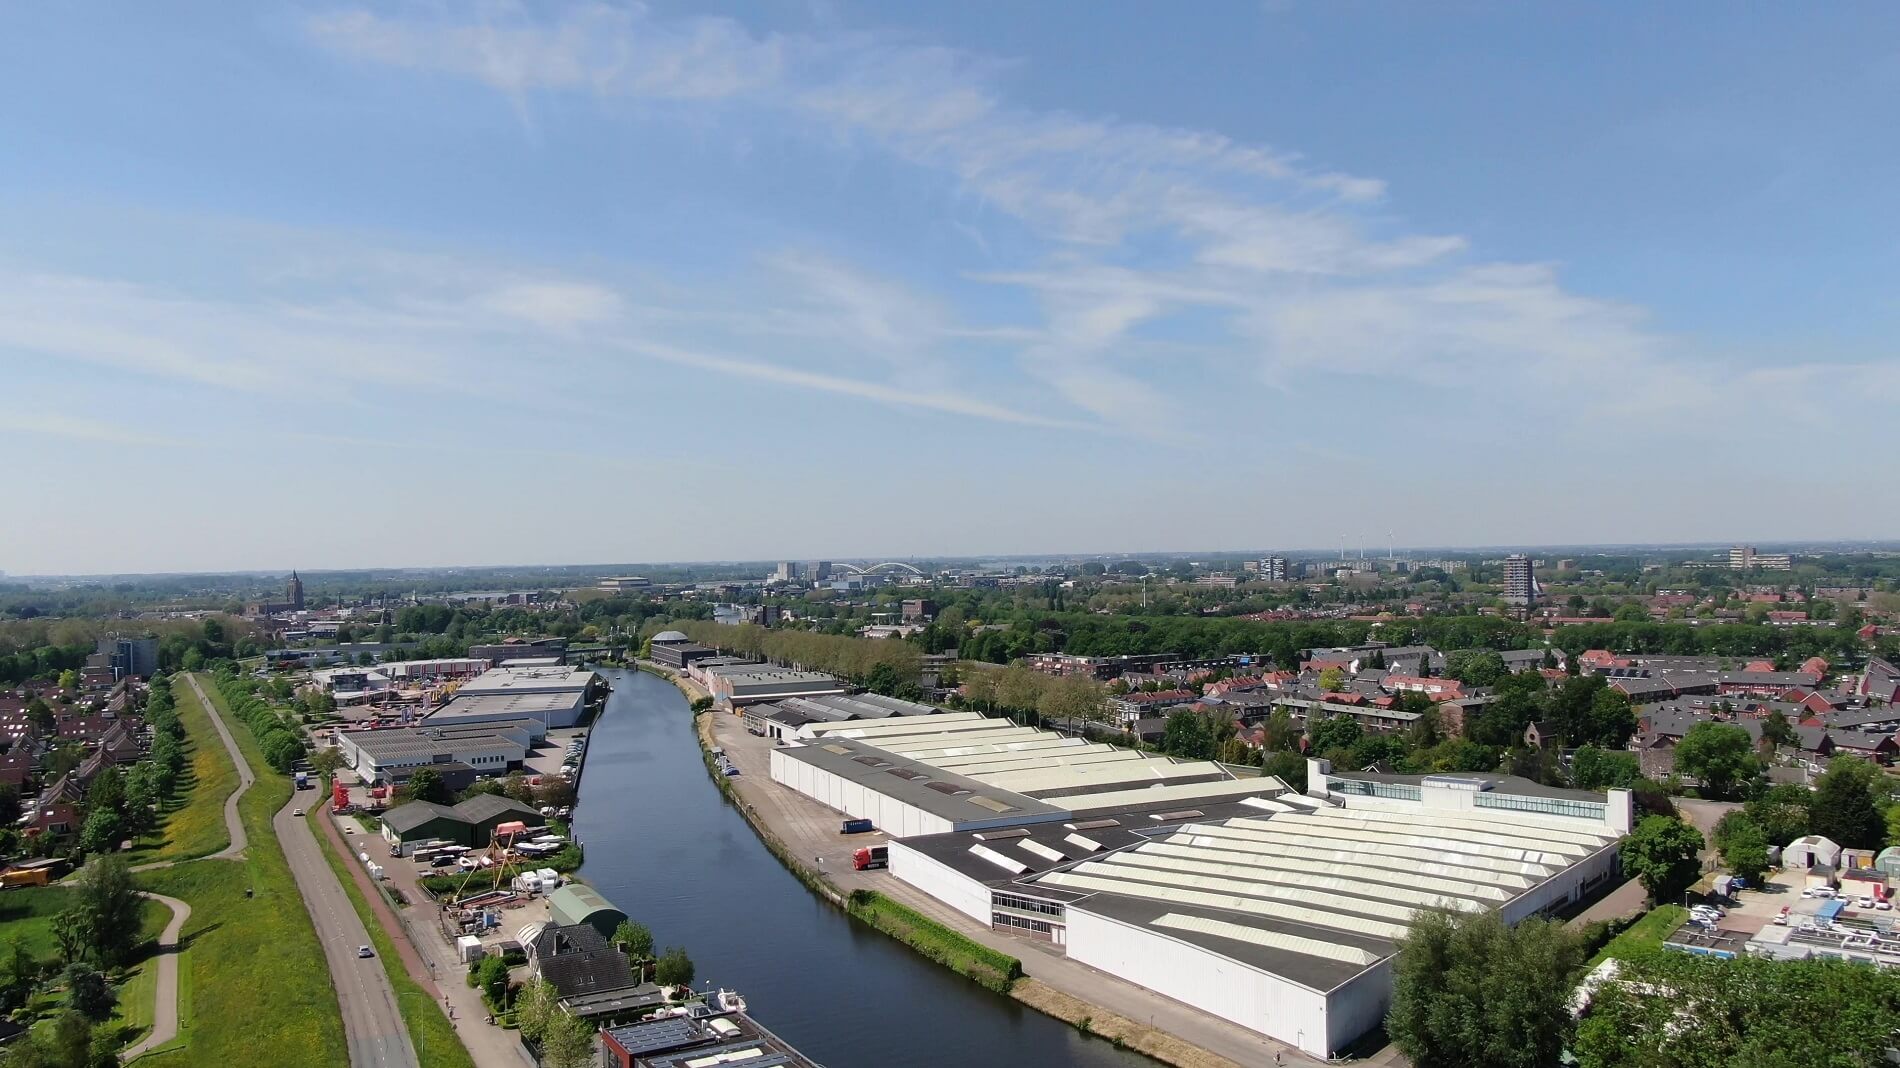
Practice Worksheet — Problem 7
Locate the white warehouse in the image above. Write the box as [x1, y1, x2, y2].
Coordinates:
[884, 756, 1631, 1059]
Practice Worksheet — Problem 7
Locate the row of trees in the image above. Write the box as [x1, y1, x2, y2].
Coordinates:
[211, 669, 307, 773]
[77, 675, 189, 856]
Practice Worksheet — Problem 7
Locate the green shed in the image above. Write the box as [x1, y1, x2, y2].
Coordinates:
[547, 884, 627, 941]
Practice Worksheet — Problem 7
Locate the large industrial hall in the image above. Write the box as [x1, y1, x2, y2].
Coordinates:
[767, 711, 1632, 1058]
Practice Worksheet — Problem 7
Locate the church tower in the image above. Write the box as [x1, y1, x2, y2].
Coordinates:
[287, 571, 305, 612]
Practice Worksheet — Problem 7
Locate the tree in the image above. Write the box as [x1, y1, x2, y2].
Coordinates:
[612, 920, 653, 960]
[1038, 675, 1107, 729]
[514, 978, 560, 1044]
[1160, 710, 1215, 759]
[1575, 952, 1900, 1068]
[1445, 650, 1508, 687]
[1743, 783, 1811, 848]
[1386, 909, 1582, 1068]
[1712, 813, 1771, 885]
[1808, 756, 1886, 849]
[77, 808, 123, 856]
[57, 669, 79, 691]
[60, 964, 115, 1023]
[65, 858, 141, 969]
[1621, 814, 1704, 904]
[1317, 666, 1345, 692]
[1306, 714, 1362, 756]
[402, 768, 454, 806]
[960, 668, 997, 713]
[540, 1014, 596, 1068]
[1759, 709, 1796, 750]
[655, 946, 694, 988]
[1672, 722, 1757, 799]
[472, 953, 510, 1008]
[1261, 750, 1307, 791]
[1570, 746, 1640, 791]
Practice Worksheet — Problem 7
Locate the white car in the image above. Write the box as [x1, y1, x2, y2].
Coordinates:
[1877, 900, 1894, 911]
[1858, 896, 1876, 909]
[1800, 887, 1816, 898]
[1812, 887, 1837, 899]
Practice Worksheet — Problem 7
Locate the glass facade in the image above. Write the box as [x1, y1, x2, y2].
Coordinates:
[1329, 778, 1422, 801]
[992, 892, 1066, 918]
[1474, 792, 1607, 821]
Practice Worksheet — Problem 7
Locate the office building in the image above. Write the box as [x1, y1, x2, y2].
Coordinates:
[1729, 546, 1793, 571]
[647, 630, 718, 670]
[772, 561, 800, 583]
[98, 635, 159, 680]
[1502, 554, 1536, 606]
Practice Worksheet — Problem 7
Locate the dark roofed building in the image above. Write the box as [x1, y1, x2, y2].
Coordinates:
[603, 1006, 823, 1068]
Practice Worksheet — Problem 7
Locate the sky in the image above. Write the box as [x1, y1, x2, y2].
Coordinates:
[2, 2, 1897, 574]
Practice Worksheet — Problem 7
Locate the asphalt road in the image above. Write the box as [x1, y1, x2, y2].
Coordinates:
[182, 672, 418, 1068]
[276, 786, 421, 1068]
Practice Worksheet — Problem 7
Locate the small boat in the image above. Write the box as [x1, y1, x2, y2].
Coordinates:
[716, 988, 747, 1014]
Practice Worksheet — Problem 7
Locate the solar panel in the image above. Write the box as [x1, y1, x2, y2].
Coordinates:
[973, 827, 1031, 840]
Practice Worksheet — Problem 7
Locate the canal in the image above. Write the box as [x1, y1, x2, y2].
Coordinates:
[574, 667, 1157, 1068]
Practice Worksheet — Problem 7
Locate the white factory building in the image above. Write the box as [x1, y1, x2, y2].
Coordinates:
[768, 713, 1632, 1059]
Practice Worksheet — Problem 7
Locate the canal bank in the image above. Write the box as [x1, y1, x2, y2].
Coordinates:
[574, 668, 1158, 1068]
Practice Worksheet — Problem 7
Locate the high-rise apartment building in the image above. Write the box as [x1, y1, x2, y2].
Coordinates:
[1502, 554, 1536, 606]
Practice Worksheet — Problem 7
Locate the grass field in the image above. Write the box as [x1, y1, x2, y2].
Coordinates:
[4, 888, 169, 1050]
[311, 799, 475, 1068]
[123, 677, 240, 866]
[131, 675, 347, 1066]
[1588, 905, 1688, 965]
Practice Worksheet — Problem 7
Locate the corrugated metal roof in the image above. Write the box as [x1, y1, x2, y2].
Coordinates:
[1153, 912, 1382, 967]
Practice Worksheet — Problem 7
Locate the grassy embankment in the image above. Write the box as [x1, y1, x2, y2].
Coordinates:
[309, 797, 475, 1068]
[845, 890, 1022, 993]
[130, 674, 347, 1065]
[123, 675, 241, 866]
[1587, 905, 1688, 966]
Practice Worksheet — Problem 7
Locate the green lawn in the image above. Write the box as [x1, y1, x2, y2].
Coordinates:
[130, 674, 347, 1066]
[5, 890, 168, 1049]
[1588, 905, 1688, 966]
[123, 677, 240, 865]
[311, 794, 476, 1068]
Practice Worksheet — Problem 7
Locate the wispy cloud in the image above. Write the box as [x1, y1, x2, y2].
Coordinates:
[0, 413, 188, 447]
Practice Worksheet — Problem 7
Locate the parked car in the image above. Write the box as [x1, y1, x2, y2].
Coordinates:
[1876, 900, 1893, 911]
[1858, 896, 1876, 909]
[1773, 906, 1790, 926]
[1814, 887, 1837, 899]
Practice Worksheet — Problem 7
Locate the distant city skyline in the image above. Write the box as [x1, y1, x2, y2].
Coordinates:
[3, 4, 1896, 573]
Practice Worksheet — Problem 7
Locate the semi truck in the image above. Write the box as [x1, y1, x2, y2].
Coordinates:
[294, 771, 310, 790]
[852, 845, 889, 871]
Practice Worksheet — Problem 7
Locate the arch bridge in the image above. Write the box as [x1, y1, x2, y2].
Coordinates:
[833, 561, 928, 577]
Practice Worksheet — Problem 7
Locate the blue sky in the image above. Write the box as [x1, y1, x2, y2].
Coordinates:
[2, 2, 1895, 573]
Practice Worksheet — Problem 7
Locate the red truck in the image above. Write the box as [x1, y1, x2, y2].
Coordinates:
[852, 845, 889, 871]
